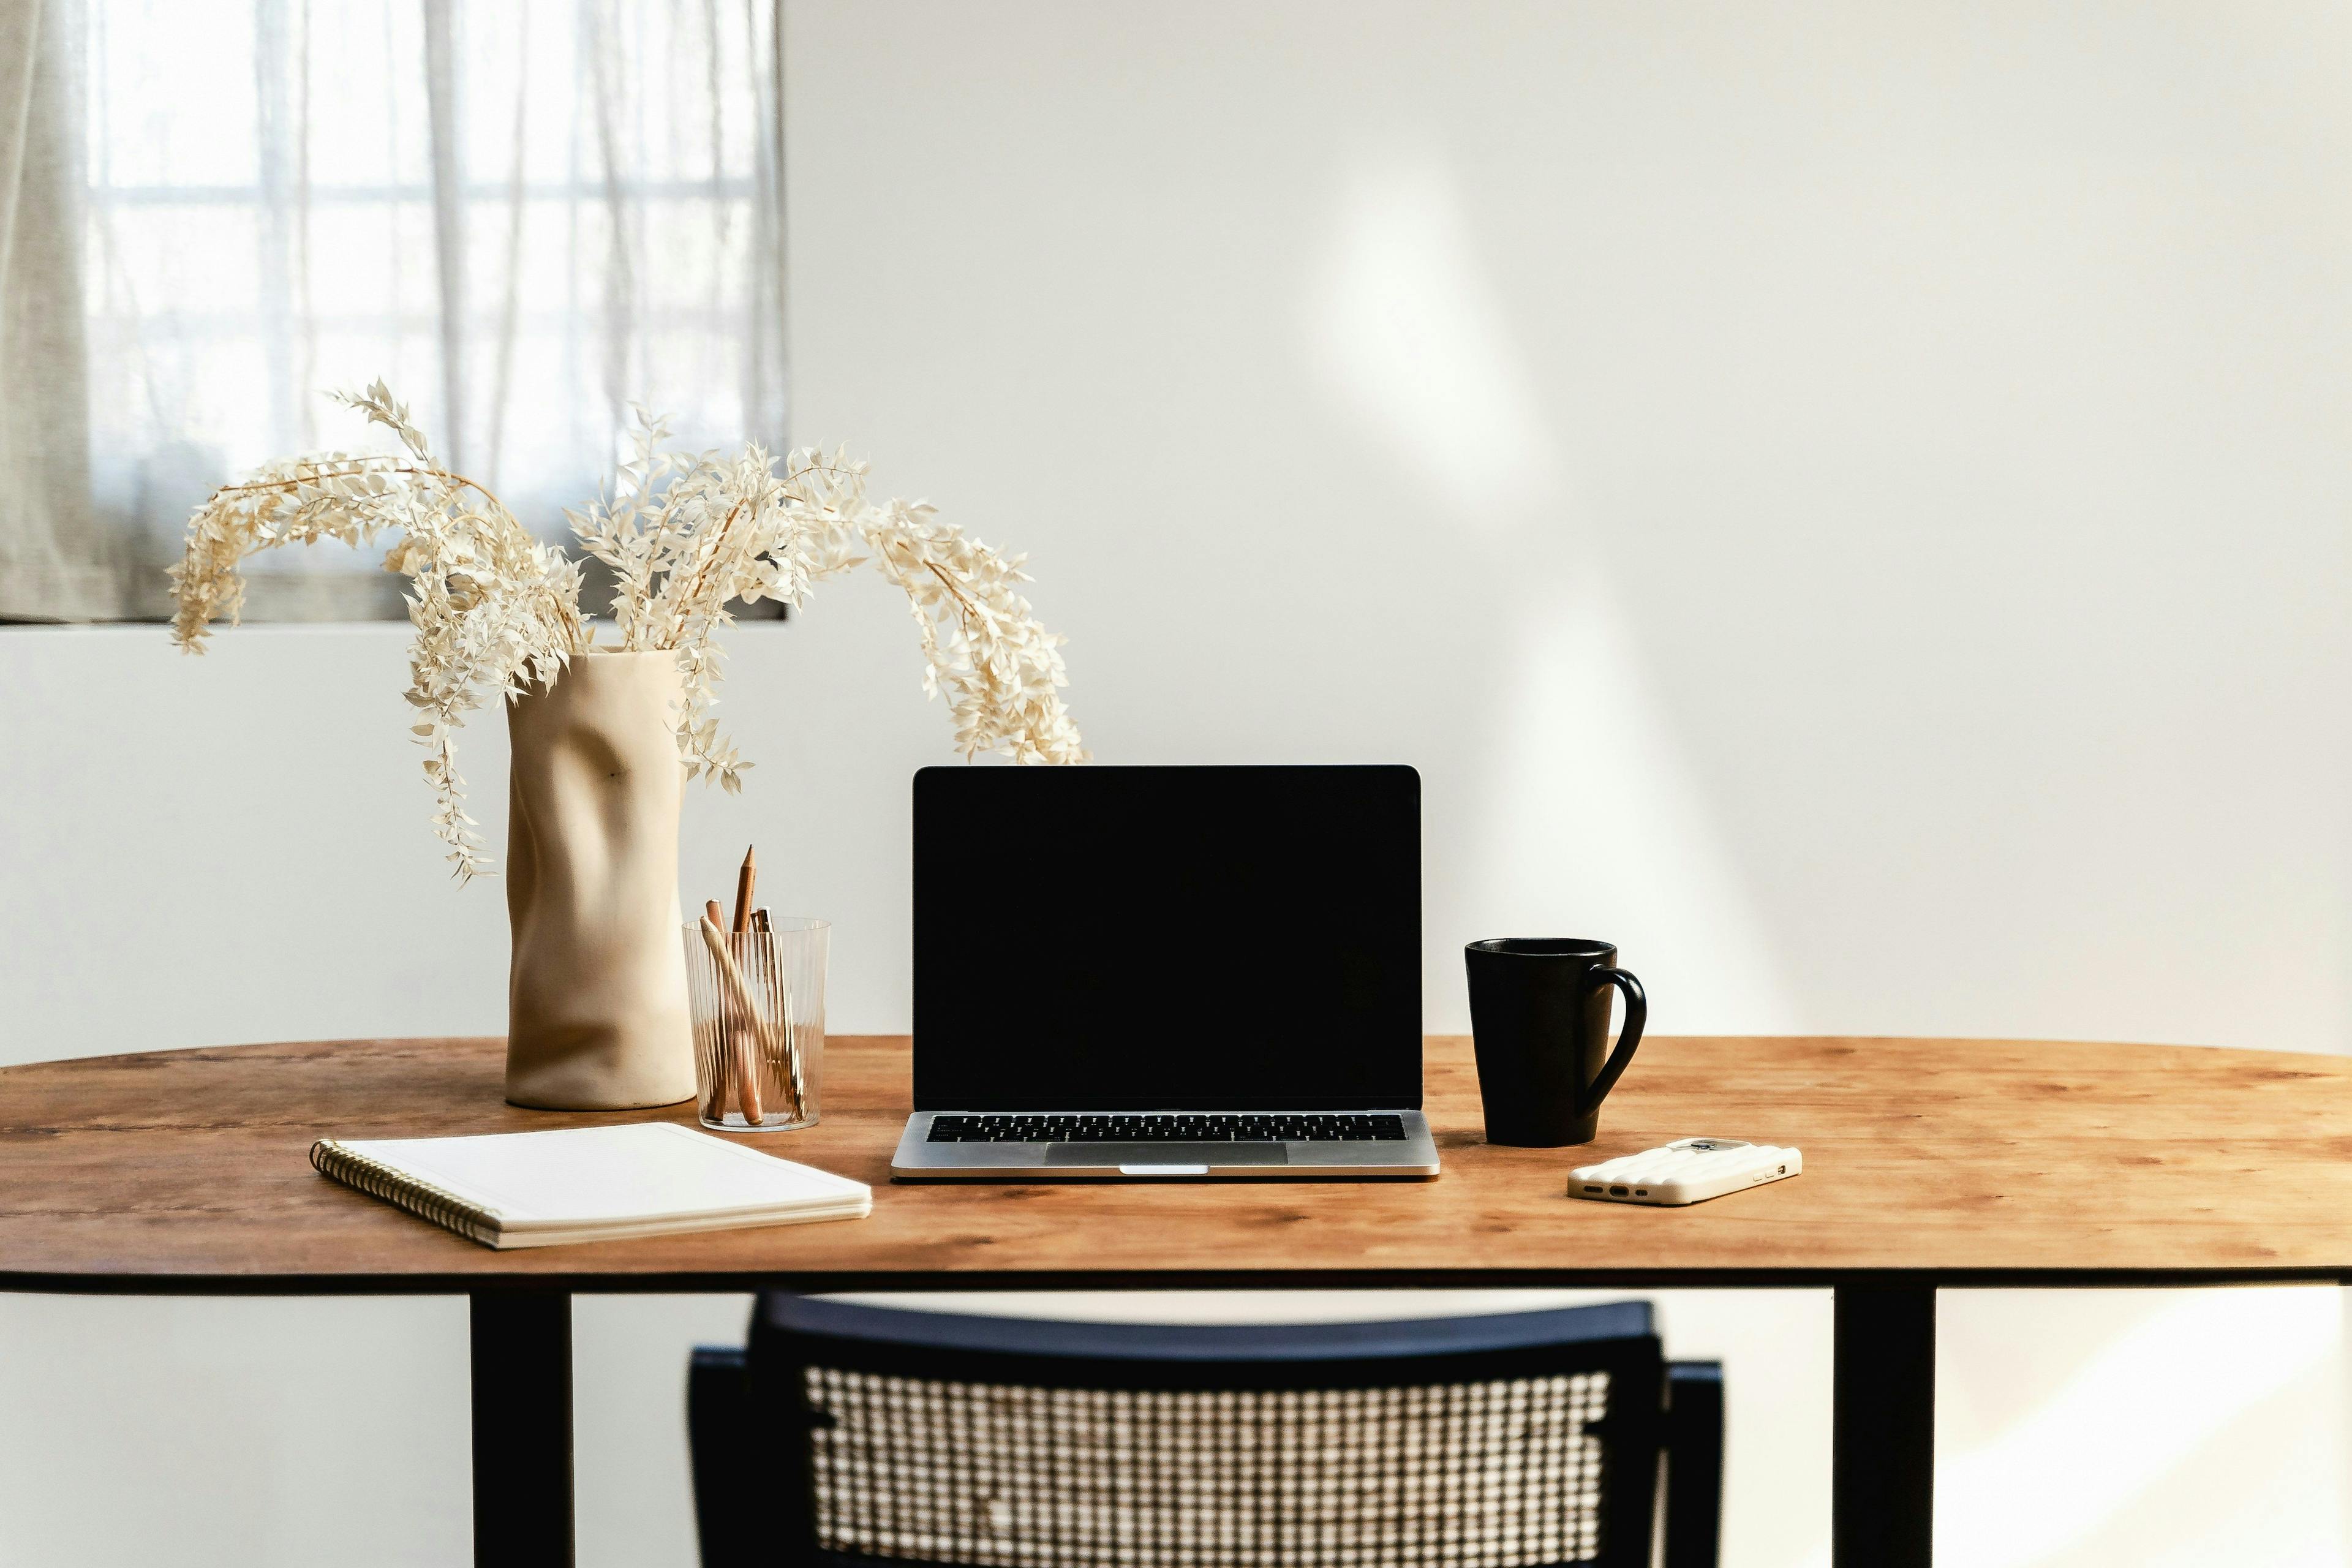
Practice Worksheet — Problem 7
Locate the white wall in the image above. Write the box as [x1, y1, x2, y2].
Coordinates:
[6, 1, 2351, 1563]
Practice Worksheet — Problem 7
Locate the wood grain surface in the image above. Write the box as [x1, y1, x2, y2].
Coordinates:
[3, 1035, 2347, 1293]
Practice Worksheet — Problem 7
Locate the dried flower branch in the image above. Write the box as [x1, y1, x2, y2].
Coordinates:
[172, 385, 1085, 878]
[854, 494, 1087, 765]
[568, 410, 1087, 788]
[172, 382, 584, 878]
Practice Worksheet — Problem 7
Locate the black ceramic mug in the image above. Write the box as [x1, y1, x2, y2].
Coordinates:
[1464, 938, 1647, 1146]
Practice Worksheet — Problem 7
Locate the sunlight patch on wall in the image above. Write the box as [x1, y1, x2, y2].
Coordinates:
[1305, 151, 1561, 523]
[1300, 147, 1793, 1033]
[1466, 587, 1801, 1034]
[1932, 1289, 2345, 1568]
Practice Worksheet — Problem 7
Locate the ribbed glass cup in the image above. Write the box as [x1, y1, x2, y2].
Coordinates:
[682, 917, 828, 1133]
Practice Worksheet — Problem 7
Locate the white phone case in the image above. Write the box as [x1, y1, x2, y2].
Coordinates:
[1570, 1137, 1801, 1206]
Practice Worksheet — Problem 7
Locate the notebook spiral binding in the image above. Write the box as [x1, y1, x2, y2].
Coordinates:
[311, 1138, 502, 1247]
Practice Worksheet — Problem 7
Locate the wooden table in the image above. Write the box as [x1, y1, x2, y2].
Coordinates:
[9, 1034, 2352, 1567]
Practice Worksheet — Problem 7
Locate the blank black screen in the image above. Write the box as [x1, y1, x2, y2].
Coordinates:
[913, 764, 1422, 1110]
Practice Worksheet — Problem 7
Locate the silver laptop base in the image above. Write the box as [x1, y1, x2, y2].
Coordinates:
[890, 1110, 1440, 1181]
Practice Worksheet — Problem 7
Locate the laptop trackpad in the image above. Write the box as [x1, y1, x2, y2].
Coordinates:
[1047, 1142, 1289, 1166]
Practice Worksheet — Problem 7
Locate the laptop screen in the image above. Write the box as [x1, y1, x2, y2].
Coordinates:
[913, 764, 1422, 1111]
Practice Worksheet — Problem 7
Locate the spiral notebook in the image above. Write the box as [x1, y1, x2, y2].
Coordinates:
[312, 1122, 872, 1249]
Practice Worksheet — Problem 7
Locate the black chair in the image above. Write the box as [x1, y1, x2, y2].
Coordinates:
[690, 1295, 1722, 1568]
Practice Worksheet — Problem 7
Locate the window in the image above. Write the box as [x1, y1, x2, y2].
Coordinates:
[0, 0, 786, 621]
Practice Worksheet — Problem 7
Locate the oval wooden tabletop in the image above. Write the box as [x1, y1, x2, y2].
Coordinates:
[1, 1035, 2345, 1293]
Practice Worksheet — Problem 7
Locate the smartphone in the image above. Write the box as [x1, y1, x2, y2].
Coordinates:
[1569, 1137, 1801, 1206]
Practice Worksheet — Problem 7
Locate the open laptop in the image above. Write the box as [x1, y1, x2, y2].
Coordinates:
[890, 764, 1439, 1181]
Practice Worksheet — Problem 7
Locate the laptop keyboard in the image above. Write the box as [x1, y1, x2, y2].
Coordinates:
[927, 1113, 1408, 1144]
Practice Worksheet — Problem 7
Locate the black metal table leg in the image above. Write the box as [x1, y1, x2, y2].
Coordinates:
[1833, 1283, 1936, 1567]
[470, 1288, 575, 1568]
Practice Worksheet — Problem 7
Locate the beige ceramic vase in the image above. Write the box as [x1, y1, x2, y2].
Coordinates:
[503, 650, 698, 1110]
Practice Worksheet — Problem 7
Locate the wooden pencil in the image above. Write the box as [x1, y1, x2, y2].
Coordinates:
[698, 901, 733, 1121]
[699, 913, 766, 1125]
[731, 847, 757, 933]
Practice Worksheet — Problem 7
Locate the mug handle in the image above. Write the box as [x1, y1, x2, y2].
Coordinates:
[1583, 968, 1647, 1109]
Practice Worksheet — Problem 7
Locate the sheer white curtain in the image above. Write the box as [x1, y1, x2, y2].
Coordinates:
[1, 0, 786, 621]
